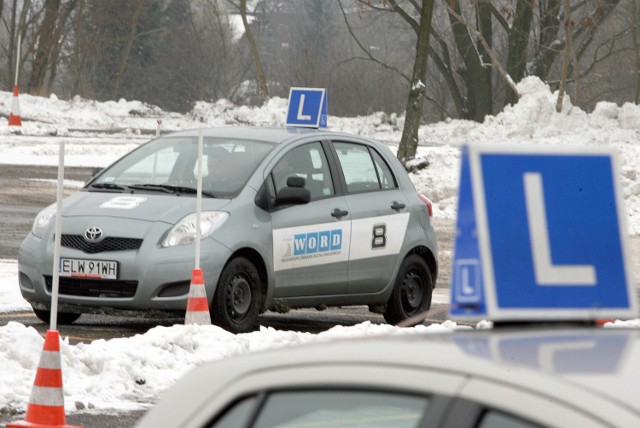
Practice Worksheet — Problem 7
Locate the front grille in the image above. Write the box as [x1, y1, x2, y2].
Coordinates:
[61, 235, 143, 254]
[44, 276, 138, 298]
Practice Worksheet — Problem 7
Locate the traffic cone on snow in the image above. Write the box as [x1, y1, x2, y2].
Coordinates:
[8, 85, 22, 126]
[7, 330, 81, 428]
[184, 268, 212, 325]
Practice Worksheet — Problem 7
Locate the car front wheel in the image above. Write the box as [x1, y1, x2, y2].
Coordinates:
[384, 255, 433, 326]
[32, 308, 81, 325]
[212, 257, 262, 334]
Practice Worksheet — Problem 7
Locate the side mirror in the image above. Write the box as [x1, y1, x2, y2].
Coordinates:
[276, 176, 310, 205]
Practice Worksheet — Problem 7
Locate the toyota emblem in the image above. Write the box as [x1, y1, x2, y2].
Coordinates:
[84, 227, 103, 242]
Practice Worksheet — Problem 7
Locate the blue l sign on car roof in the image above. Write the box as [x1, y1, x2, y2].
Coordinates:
[286, 88, 327, 128]
[450, 145, 637, 322]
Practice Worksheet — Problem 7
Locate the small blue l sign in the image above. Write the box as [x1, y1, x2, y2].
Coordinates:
[286, 88, 327, 128]
[450, 145, 637, 322]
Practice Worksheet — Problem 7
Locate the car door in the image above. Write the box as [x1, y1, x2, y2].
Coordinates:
[269, 141, 351, 298]
[330, 140, 411, 294]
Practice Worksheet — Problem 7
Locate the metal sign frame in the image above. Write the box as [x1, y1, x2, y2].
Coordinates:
[450, 144, 637, 321]
[286, 87, 327, 128]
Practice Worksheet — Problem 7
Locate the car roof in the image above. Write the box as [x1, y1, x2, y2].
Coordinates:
[215, 327, 640, 404]
[139, 327, 640, 428]
[162, 126, 371, 145]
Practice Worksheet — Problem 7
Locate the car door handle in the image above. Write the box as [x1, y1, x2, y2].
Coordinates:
[331, 208, 349, 218]
[391, 201, 406, 211]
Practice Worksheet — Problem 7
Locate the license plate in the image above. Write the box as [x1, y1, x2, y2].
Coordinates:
[59, 258, 118, 280]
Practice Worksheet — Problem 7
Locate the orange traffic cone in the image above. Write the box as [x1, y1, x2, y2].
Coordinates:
[7, 330, 81, 428]
[184, 268, 212, 325]
[8, 85, 22, 126]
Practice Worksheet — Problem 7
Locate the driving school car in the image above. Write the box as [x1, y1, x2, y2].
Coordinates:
[18, 127, 438, 333]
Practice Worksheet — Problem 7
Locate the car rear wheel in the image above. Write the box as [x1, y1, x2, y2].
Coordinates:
[32, 308, 81, 325]
[212, 257, 262, 334]
[384, 255, 433, 326]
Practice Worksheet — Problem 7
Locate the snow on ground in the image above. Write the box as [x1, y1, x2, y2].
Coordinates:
[0, 76, 639, 415]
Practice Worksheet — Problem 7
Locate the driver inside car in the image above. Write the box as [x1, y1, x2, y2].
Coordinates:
[204, 146, 233, 190]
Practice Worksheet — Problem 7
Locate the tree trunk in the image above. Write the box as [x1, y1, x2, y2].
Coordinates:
[556, 0, 573, 113]
[531, 0, 562, 81]
[28, 0, 61, 96]
[447, 0, 492, 122]
[240, 0, 269, 103]
[46, 0, 77, 93]
[396, 0, 435, 164]
[112, 0, 143, 99]
[505, 0, 534, 105]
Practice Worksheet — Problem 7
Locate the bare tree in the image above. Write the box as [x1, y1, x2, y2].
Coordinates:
[556, 0, 580, 112]
[27, 0, 77, 95]
[3, 0, 31, 89]
[227, 0, 269, 103]
[393, 0, 435, 164]
[339, 0, 435, 164]
[111, 0, 143, 98]
[2, 0, 636, 121]
[28, 0, 61, 95]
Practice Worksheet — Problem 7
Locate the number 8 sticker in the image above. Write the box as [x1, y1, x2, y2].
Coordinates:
[371, 224, 386, 249]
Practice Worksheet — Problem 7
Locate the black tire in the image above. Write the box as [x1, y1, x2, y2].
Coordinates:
[384, 255, 433, 326]
[32, 308, 81, 325]
[211, 257, 262, 333]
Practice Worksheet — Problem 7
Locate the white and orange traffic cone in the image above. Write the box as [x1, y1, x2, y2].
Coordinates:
[8, 330, 81, 428]
[184, 268, 212, 325]
[8, 85, 22, 126]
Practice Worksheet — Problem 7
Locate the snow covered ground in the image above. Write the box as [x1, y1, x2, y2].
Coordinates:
[0, 76, 639, 415]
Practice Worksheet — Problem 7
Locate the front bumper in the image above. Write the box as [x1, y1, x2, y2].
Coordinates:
[18, 230, 232, 315]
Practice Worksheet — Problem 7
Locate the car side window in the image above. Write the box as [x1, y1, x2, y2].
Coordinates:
[254, 390, 428, 428]
[477, 410, 542, 428]
[208, 395, 259, 428]
[333, 142, 397, 193]
[371, 148, 397, 190]
[209, 390, 429, 428]
[270, 142, 334, 201]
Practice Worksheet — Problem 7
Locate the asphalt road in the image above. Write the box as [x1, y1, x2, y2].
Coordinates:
[0, 164, 95, 259]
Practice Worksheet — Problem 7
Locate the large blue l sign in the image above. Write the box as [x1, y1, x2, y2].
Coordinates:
[450, 145, 637, 321]
[286, 88, 327, 128]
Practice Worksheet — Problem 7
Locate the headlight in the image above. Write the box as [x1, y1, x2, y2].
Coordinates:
[161, 211, 229, 247]
[32, 203, 57, 239]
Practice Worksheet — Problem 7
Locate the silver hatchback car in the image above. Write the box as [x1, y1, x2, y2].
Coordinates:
[18, 127, 438, 333]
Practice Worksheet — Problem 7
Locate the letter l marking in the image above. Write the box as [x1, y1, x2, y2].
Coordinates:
[524, 172, 596, 286]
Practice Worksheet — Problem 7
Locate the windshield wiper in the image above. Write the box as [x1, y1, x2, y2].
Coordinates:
[88, 182, 128, 192]
[129, 184, 217, 197]
[128, 184, 174, 193]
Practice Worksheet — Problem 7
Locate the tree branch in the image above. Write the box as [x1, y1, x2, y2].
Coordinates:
[337, 0, 410, 82]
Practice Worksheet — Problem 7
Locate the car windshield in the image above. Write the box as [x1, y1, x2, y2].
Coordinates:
[87, 136, 275, 197]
